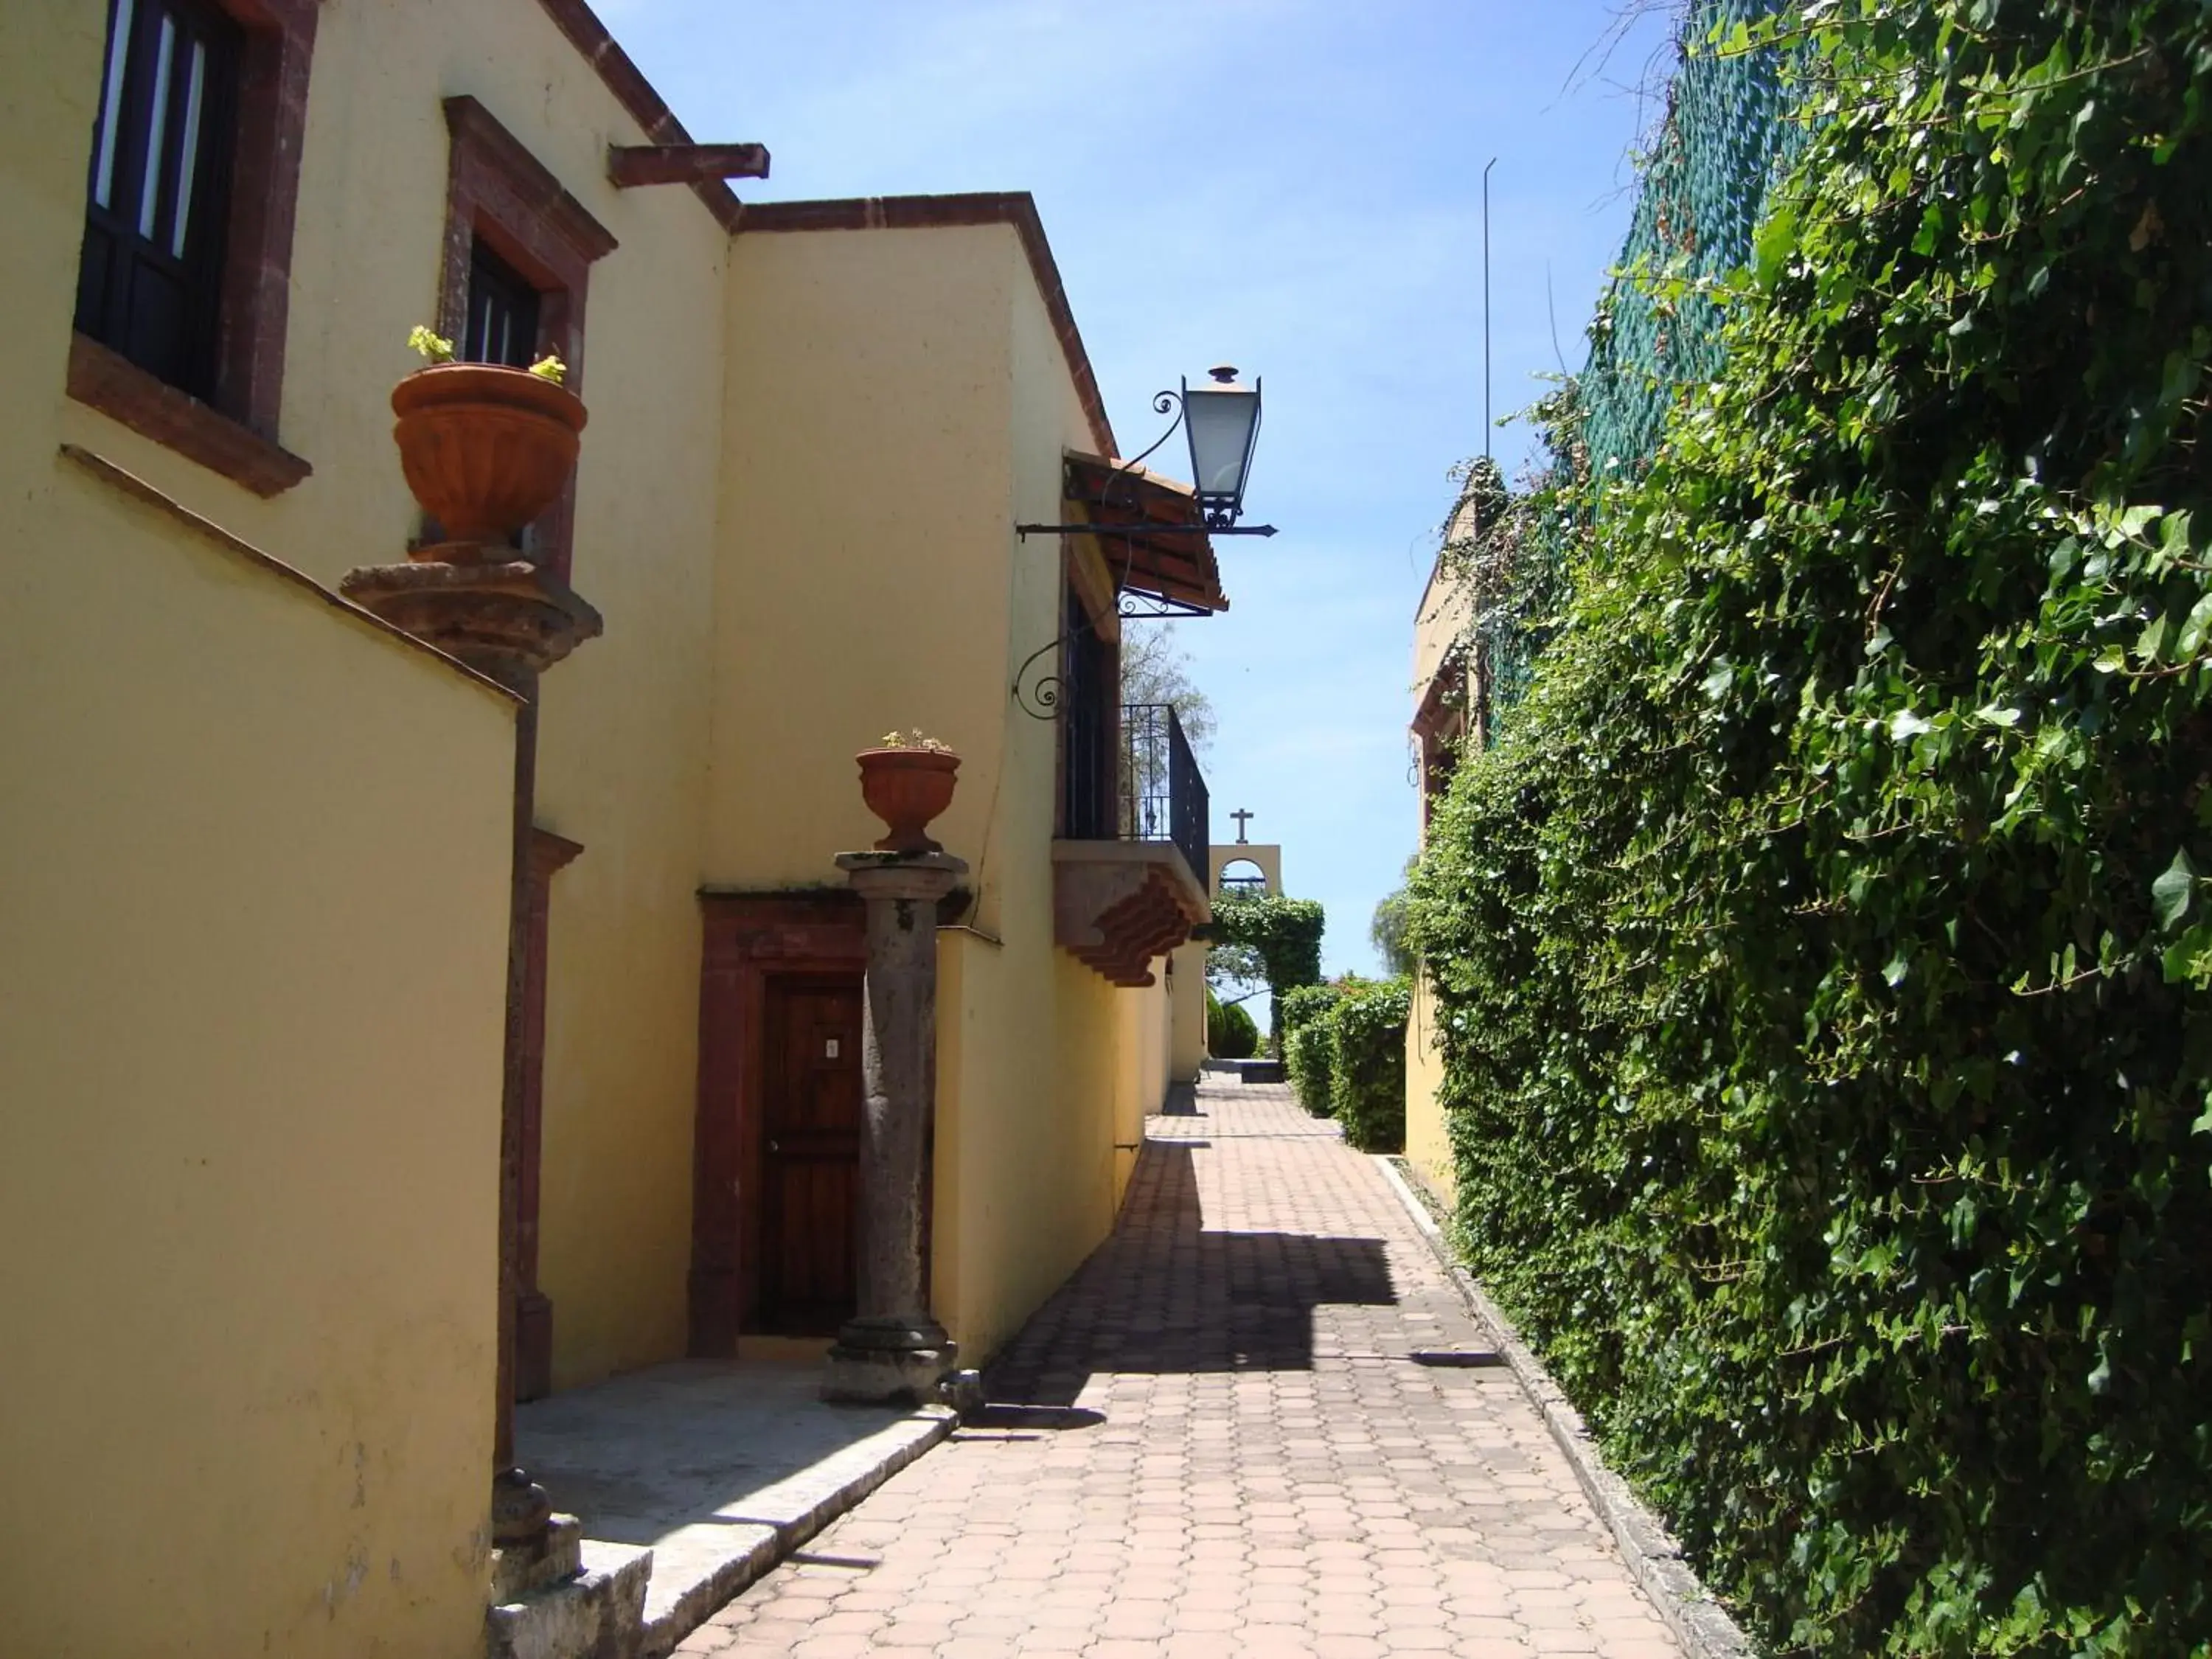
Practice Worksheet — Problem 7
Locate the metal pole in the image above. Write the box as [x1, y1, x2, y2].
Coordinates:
[1482, 156, 1497, 461]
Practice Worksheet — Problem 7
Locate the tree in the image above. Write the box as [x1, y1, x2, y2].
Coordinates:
[1205, 941, 1269, 1009]
[1369, 856, 1417, 978]
[1120, 622, 1215, 751]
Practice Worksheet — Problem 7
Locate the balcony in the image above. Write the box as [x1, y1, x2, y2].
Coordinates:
[1118, 703, 1210, 892]
[1052, 703, 1211, 987]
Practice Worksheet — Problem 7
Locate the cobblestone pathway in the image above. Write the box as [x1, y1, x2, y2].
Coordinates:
[675, 1082, 1680, 1659]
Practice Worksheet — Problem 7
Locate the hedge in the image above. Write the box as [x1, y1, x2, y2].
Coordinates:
[1277, 978, 1410, 1151]
[1206, 989, 1258, 1060]
[1283, 1021, 1335, 1118]
[1408, 4, 2212, 1652]
[1326, 978, 1410, 1154]
[1279, 983, 1339, 1116]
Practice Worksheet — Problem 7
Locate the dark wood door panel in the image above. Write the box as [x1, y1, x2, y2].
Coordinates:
[759, 978, 861, 1335]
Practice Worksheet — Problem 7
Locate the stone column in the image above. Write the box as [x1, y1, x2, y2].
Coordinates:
[823, 850, 966, 1404]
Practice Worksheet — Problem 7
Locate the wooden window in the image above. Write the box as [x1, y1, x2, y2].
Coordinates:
[76, 0, 240, 400]
[66, 0, 318, 495]
[452, 237, 548, 549]
[463, 239, 543, 369]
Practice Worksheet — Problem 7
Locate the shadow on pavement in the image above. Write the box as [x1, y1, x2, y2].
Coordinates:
[985, 1141, 1395, 1408]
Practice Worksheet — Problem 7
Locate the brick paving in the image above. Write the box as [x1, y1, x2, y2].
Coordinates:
[674, 1081, 1681, 1659]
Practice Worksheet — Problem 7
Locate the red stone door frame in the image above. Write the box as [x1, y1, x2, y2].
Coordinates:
[689, 891, 866, 1355]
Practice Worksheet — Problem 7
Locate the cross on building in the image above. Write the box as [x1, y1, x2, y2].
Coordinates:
[1231, 808, 1254, 844]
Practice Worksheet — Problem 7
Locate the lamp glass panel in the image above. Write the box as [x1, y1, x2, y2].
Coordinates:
[1184, 386, 1259, 501]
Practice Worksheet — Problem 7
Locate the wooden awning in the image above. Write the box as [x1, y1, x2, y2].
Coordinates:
[1062, 452, 1230, 614]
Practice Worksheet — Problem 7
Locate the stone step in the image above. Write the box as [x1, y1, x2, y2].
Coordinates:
[486, 1533, 653, 1659]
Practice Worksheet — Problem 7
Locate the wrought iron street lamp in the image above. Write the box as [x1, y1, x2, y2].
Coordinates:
[1016, 364, 1278, 542]
[1181, 365, 1263, 531]
[1008, 362, 1275, 720]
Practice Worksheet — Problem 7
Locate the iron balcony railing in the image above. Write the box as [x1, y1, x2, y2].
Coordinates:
[1120, 703, 1209, 890]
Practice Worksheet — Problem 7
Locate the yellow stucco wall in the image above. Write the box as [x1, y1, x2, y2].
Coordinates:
[31, 0, 737, 1392]
[304, 0, 731, 1394]
[1406, 552, 1474, 1207]
[709, 223, 1018, 899]
[1412, 549, 1475, 701]
[13, 0, 1186, 1494]
[967, 233, 1133, 1357]
[1405, 971, 1457, 1206]
[1, 456, 514, 1658]
[1, 11, 517, 1655]
[1168, 939, 1209, 1082]
[1113, 975, 1172, 1200]
[707, 217, 1133, 1363]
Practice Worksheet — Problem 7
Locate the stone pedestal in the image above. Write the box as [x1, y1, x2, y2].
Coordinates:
[339, 552, 602, 695]
[823, 851, 966, 1405]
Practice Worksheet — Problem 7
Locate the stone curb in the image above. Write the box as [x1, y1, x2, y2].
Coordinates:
[637, 1405, 958, 1659]
[1371, 1156, 1753, 1659]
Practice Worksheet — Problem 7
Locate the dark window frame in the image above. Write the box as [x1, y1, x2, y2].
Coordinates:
[65, 0, 319, 495]
[464, 240, 545, 371]
[75, 0, 243, 402]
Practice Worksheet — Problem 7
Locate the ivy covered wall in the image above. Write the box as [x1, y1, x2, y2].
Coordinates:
[1411, 2, 2212, 1651]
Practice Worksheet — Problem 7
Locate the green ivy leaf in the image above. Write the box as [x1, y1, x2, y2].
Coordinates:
[2153, 850, 2197, 931]
[2176, 592, 2212, 660]
[1755, 202, 1801, 285]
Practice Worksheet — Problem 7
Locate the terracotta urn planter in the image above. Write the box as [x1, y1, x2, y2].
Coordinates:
[856, 747, 961, 854]
[391, 363, 587, 550]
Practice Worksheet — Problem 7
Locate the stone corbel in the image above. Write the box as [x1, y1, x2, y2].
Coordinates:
[339, 557, 602, 694]
[1052, 841, 1210, 987]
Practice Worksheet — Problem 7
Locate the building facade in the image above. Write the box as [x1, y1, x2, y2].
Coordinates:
[1403, 523, 1475, 1204]
[0, 1, 1225, 1652]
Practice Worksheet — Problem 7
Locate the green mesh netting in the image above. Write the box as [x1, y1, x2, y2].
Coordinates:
[1579, 0, 1804, 485]
[1466, 0, 1801, 732]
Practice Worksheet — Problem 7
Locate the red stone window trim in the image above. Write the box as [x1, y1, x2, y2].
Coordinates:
[66, 0, 318, 492]
[68, 333, 311, 496]
[436, 96, 617, 582]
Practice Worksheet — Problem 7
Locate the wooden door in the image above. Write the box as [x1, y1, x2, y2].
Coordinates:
[758, 977, 862, 1334]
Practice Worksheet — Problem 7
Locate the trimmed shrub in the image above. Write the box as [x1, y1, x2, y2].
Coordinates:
[1277, 981, 1340, 1113]
[1206, 990, 1258, 1060]
[1275, 982, 1338, 1036]
[1328, 978, 1411, 1153]
[1276, 978, 1411, 1143]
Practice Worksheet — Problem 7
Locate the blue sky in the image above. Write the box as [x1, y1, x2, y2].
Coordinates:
[601, 0, 1679, 976]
